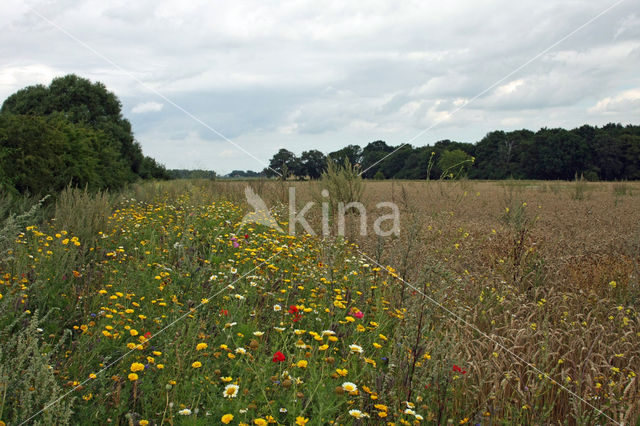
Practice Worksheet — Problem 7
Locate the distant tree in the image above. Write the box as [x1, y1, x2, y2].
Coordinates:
[299, 150, 327, 179]
[265, 149, 301, 179]
[360, 140, 394, 178]
[437, 149, 473, 179]
[328, 144, 362, 167]
[379, 144, 413, 179]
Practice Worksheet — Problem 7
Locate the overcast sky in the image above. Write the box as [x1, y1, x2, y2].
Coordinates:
[1, 0, 639, 173]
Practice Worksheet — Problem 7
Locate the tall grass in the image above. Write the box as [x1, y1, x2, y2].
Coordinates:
[54, 185, 113, 248]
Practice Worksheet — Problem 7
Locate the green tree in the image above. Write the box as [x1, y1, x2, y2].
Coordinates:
[265, 148, 301, 179]
[360, 140, 394, 178]
[437, 149, 473, 179]
[299, 150, 327, 179]
[0, 113, 130, 194]
[1, 74, 168, 181]
[328, 144, 362, 167]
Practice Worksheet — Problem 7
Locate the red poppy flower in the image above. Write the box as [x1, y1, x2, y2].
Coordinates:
[452, 364, 467, 374]
[220, 309, 228, 316]
[288, 305, 298, 314]
[144, 331, 152, 339]
[272, 351, 286, 362]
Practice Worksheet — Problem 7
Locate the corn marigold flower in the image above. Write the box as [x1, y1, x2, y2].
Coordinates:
[192, 361, 202, 368]
[342, 382, 357, 393]
[128, 373, 138, 381]
[130, 362, 145, 372]
[349, 344, 363, 354]
[349, 409, 367, 418]
[221, 414, 234, 424]
[223, 384, 239, 398]
[295, 416, 309, 425]
[196, 342, 208, 351]
[296, 360, 308, 368]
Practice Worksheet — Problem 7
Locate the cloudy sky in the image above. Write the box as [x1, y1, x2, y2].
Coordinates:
[1, 0, 639, 174]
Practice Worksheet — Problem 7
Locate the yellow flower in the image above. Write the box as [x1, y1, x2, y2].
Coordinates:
[296, 360, 308, 368]
[336, 368, 348, 376]
[157, 364, 164, 369]
[129, 329, 139, 336]
[128, 373, 138, 381]
[192, 361, 202, 368]
[196, 342, 208, 351]
[140, 421, 149, 426]
[295, 417, 309, 425]
[130, 362, 145, 372]
[254, 419, 267, 426]
[318, 344, 329, 351]
[221, 414, 234, 424]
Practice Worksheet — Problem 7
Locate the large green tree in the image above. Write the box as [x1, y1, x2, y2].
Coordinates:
[1, 74, 167, 182]
[0, 113, 128, 194]
[265, 148, 301, 179]
[299, 150, 327, 179]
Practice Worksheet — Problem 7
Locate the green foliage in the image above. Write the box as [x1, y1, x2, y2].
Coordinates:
[0, 194, 49, 263]
[54, 185, 113, 249]
[0, 74, 169, 193]
[169, 169, 218, 179]
[437, 149, 474, 179]
[264, 148, 300, 179]
[327, 144, 362, 167]
[318, 158, 364, 213]
[299, 149, 327, 179]
[0, 311, 73, 425]
[571, 173, 588, 200]
[0, 113, 130, 194]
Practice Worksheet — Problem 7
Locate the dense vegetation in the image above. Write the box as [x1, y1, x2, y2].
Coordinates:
[0, 74, 169, 195]
[169, 169, 218, 180]
[264, 124, 640, 181]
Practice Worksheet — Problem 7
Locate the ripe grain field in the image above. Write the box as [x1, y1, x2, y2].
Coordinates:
[0, 179, 638, 425]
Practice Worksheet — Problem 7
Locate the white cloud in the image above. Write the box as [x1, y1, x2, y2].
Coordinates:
[589, 88, 640, 114]
[131, 101, 164, 114]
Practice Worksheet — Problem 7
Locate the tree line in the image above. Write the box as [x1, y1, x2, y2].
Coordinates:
[263, 123, 640, 181]
[0, 74, 169, 195]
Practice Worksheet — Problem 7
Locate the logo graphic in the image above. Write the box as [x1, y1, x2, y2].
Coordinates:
[239, 186, 284, 232]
